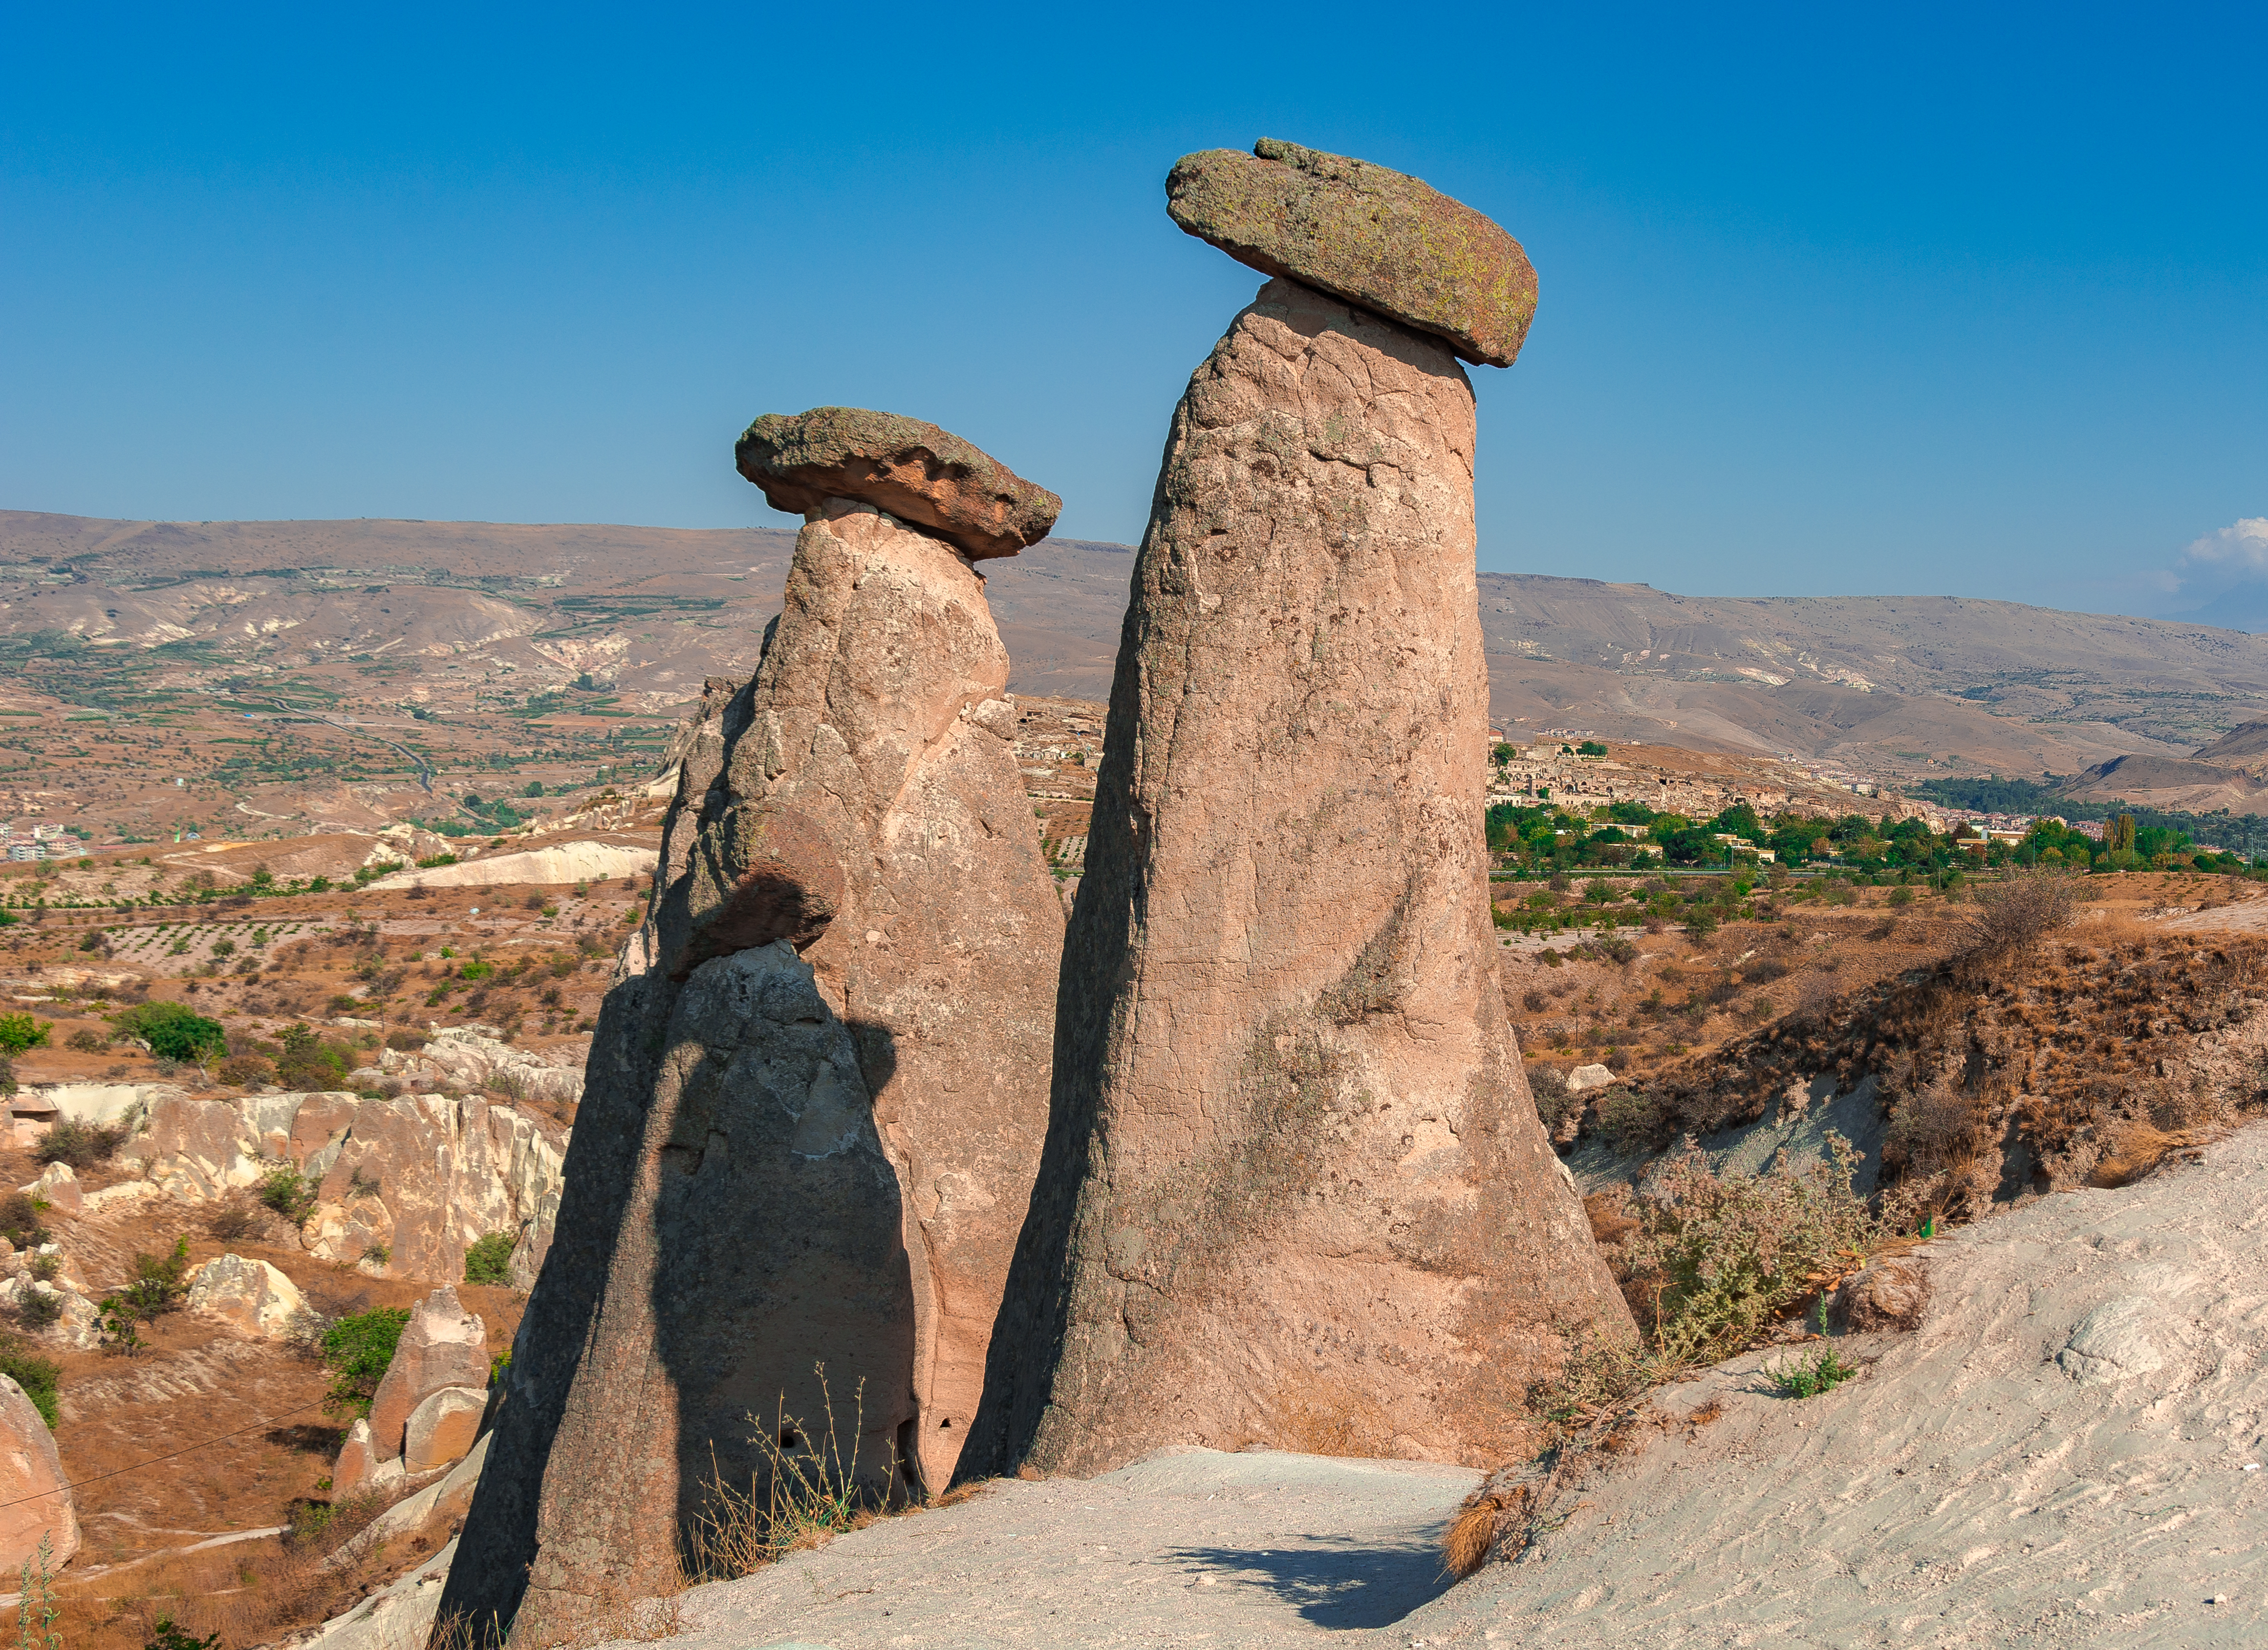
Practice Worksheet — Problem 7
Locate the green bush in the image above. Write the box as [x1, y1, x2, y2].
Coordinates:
[117, 1236, 193, 1322]
[0, 1335, 62, 1428]
[320, 1306, 411, 1418]
[109, 1001, 225, 1062]
[463, 1231, 516, 1285]
[274, 1023, 353, 1091]
[0, 1056, 15, 1100]
[146, 1617, 223, 1650]
[257, 1164, 318, 1224]
[0, 1013, 51, 1056]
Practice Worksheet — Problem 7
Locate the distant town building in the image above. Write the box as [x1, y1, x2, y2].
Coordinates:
[8, 842, 44, 862]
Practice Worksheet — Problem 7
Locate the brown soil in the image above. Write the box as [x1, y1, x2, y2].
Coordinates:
[2, 1130, 528, 1649]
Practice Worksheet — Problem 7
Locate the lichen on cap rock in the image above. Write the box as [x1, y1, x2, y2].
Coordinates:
[1165, 137, 1538, 369]
[736, 405, 1062, 561]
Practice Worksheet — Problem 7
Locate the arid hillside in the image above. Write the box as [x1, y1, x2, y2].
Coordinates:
[10, 512, 2268, 826]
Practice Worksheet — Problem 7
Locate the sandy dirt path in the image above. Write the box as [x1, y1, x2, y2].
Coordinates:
[638, 1451, 1476, 1649]
[595, 1122, 2268, 1650]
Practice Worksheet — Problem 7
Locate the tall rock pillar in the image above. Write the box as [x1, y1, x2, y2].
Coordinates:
[440, 410, 1064, 1643]
[966, 140, 1635, 1479]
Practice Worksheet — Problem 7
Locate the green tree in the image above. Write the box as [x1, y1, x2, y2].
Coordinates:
[109, 1002, 225, 1062]
[0, 1014, 51, 1056]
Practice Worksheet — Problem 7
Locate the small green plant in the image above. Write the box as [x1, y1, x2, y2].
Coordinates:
[16, 1531, 60, 1650]
[257, 1164, 318, 1225]
[1767, 1330, 1859, 1400]
[0, 1014, 51, 1056]
[109, 1000, 225, 1061]
[463, 1231, 516, 1286]
[145, 1614, 223, 1650]
[97, 1295, 145, 1355]
[320, 1306, 410, 1417]
[118, 1236, 192, 1322]
[0, 1196, 47, 1251]
[359, 1242, 392, 1270]
[0, 1337, 61, 1426]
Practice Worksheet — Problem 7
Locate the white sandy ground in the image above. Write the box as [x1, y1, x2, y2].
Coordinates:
[320, 1121, 2268, 1650]
[363, 840, 657, 890]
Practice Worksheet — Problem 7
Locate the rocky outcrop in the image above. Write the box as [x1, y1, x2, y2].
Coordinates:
[1166, 138, 1538, 368]
[185, 1253, 307, 1338]
[965, 167, 1631, 1481]
[117, 1090, 565, 1287]
[351, 1027, 586, 1109]
[0, 1375, 74, 1572]
[444, 419, 1063, 1641]
[20, 1163, 80, 1214]
[736, 407, 1061, 561]
[369, 1288, 488, 1468]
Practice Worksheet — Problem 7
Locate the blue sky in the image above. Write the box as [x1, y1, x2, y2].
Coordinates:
[5, 3, 2264, 619]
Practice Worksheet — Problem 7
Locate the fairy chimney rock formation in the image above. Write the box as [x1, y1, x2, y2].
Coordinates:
[366, 1286, 488, 1468]
[442, 409, 1064, 1642]
[965, 143, 1634, 1481]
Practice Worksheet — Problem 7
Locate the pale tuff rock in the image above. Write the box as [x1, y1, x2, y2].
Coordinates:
[185, 1252, 308, 1339]
[18, 1163, 80, 1214]
[445, 452, 1061, 1639]
[365, 1288, 489, 1470]
[349, 1026, 587, 1108]
[1564, 1062, 1616, 1094]
[117, 1090, 564, 1287]
[966, 270, 1632, 1480]
[405, 1387, 488, 1474]
[0, 1375, 74, 1572]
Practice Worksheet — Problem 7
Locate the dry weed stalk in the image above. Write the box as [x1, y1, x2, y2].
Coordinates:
[681, 1364, 904, 1584]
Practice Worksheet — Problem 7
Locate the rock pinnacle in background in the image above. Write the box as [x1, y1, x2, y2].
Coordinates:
[964, 148, 1633, 1480]
[440, 414, 1064, 1641]
[1166, 137, 1538, 368]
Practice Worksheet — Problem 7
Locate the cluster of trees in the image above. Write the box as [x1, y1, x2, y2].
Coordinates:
[1488, 797, 2257, 878]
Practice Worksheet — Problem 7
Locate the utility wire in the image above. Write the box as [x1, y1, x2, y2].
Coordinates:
[0, 1397, 336, 1513]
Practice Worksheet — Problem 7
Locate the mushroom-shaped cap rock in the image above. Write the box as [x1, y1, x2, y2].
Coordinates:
[1165, 137, 1537, 369]
[736, 406, 1061, 561]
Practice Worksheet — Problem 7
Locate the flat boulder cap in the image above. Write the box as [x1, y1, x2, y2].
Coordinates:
[1166, 137, 1537, 369]
[736, 406, 1062, 561]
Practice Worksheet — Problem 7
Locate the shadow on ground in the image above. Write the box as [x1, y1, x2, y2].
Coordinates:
[1163, 1527, 1459, 1629]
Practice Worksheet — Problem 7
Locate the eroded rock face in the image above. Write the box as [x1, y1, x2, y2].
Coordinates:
[445, 490, 1061, 1640]
[1167, 139, 1538, 368]
[737, 407, 1062, 561]
[964, 275, 1633, 1481]
[186, 1253, 307, 1338]
[118, 1091, 565, 1287]
[0, 1375, 73, 1572]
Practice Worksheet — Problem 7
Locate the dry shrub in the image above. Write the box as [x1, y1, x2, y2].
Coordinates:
[681, 1366, 906, 1584]
[204, 1194, 268, 1241]
[1882, 1070, 1989, 1214]
[2088, 1118, 2178, 1187]
[1963, 869, 2082, 955]
[1604, 1133, 1889, 1370]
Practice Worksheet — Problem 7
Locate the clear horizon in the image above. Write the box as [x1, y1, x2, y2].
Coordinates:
[6, 4, 2264, 627]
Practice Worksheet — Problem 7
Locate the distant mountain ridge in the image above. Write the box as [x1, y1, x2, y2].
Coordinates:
[6, 509, 2266, 810]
